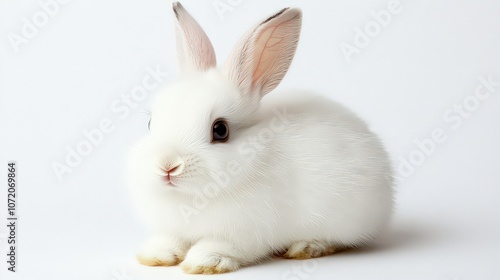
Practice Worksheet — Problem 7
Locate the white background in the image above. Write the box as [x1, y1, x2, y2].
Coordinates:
[1, 0, 499, 279]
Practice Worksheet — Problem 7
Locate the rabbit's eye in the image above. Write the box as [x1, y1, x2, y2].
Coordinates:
[211, 119, 229, 143]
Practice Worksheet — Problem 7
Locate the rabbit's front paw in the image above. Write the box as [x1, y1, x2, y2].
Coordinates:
[137, 236, 187, 266]
[180, 252, 240, 274]
[137, 249, 183, 266]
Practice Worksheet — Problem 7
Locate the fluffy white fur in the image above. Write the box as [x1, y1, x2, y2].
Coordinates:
[127, 2, 393, 274]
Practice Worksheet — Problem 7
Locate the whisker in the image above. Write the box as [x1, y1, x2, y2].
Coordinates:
[153, 171, 166, 177]
[156, 159, 169, 172]
[126, 143, 148, 153]
[137, 108, 152, 116]
[154, 163, 167, 172]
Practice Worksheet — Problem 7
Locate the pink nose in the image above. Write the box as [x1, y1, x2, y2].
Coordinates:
[165, 162, 184, 182]
[167, 164, 181, 175]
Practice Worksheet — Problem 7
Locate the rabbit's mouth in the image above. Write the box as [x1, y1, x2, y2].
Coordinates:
[164, 175, 177, 187]
[166, 182, 176, 187]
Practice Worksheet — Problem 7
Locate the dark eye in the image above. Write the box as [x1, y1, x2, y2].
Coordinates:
[148, 119, 151, 130]
[211, 119, 229, 143]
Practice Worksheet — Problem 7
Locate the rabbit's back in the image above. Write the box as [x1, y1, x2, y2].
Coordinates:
[256, 92, 394, 245]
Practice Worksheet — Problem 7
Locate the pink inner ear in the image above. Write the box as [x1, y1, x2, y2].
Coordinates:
[252, 28, 279, 82]
[252, 10, 301, 96]
[173, 2, 216, 72]
[224, 8, 302, 97]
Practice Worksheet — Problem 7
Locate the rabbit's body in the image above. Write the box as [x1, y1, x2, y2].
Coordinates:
[129, 3, 393, 274]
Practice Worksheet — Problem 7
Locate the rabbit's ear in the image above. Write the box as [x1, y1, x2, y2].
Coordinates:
[224, 8, 302, 97]
[172, 2, 216, 72]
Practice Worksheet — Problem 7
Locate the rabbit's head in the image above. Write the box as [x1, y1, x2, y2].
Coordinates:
[131, 2, 301, 196]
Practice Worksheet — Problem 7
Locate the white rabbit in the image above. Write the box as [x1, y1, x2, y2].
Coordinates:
[127, 2, 393, 274]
